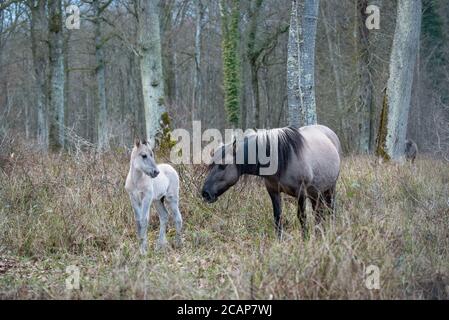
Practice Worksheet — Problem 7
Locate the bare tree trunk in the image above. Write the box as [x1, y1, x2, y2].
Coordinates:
[300, 0, 319, 125]
[246, 0, 263, 128]
[376, 0, 422, 161]
[93, 0, 109, 151]
[30, 0, 48, 150]
[48, 0, 65, 150]
[192, 0, 204, 123]
[287, 0, 302, 128]
[161, 1, 176, 105]
[356, 0, 374, 154]
[288, 0, 319, 128]
[137, 0, 166, 141]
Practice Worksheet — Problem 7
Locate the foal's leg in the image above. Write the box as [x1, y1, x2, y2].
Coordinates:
[129, 193, 145, 252]
[267, 189, 282, 239]
[166, 196, 183, 248]
[154, 200, 169, 250]
[138, 193, 153, 254]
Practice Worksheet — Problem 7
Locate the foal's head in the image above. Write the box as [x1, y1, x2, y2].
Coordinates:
[131, 139, 160, 178]
[201, 142, 240, 203]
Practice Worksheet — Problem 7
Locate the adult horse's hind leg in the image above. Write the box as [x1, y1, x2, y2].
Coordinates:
[154, 200, 169, 250]
[266, 188, 282, 239]
[297, 188, 307, 238]
[308, 189, 328, 227]
[311, 187, 336, 228]
[166, 196, 183, 248]
[324, 186, 336, 216]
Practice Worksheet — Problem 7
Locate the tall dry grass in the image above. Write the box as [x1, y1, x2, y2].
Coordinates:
[0, 144, 449, 299]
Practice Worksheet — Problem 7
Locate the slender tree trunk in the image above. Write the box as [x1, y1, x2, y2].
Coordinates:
[30, 0, 48, 151]
[93, 0, 109, 151]
[322, 1, 347, 145]
[220, 0, 240, 128]
[250, 64, 260, 127]
[300, 0, 319, 125]
[287, 0, 302, 128]
[48, 0, 65, 150]
[161, 1, 176, 104]
[353, 0, 374, 154]
[376, 0, 422, 161]
[192, 0, 204, 123]
[137, 0, 166, 141]
[246, 0, 263, 128]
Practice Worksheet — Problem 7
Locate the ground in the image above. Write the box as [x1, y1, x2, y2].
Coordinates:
[0, 147, 449, 299]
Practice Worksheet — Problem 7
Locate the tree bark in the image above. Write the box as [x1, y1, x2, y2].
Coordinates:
[288, 0, 319, 128]
[192, 0, 204, 123]
[300, 0, 319, 126]
[376, 0, 422, 161]
[356, 0, 374, 154]
[321, 1, 347, 147]
[30, 0, 48, 150]
[48, 0, 65, 150]
[220, 0, 240, 128]
[287, 0, 302, 128]
[137, 0, 166, 141]
[93, 0, 109, 151]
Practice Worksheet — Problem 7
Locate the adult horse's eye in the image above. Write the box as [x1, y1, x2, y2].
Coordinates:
[142, 154, 148, 159]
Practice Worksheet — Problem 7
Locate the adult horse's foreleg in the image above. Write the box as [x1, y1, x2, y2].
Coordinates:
[154, 200, 169, 250]
[165, 196, 183, 248]
[267, 189, 282, 239]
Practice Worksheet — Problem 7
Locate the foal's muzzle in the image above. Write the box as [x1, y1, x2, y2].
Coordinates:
[147, 169, 160, 178]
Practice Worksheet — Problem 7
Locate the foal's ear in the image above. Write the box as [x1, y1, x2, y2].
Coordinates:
[134, 138, 141, 148]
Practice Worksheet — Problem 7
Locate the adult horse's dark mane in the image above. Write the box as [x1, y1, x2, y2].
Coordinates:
[270, 127, 304, 174]
[213, 127, 305, 176]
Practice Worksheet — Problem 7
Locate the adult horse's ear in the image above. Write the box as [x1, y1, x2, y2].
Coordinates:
[232, 138, 237, 156]
[134, 138, 141, 147]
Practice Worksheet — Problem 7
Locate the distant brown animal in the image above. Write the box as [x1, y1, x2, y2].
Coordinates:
[405, 139, 418, 163]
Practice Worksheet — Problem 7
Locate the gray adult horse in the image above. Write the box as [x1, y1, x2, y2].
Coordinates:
[201, 125, 341, 238]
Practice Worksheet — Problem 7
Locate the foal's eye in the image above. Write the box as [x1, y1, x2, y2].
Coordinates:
[142, 154, 148, 159]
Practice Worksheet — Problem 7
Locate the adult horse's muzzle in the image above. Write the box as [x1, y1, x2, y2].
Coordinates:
[201, 189, 217, 203]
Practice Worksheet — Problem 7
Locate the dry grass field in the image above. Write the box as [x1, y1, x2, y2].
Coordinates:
[1, 144, 449, 299]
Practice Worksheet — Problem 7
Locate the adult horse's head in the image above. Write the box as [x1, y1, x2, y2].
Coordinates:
[131, 139, 160, 178]
[201, 141, 241, 203]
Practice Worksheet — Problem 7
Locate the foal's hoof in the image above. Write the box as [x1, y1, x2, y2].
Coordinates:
[174, 238, 183, 249]
[139, 247, 148, 256]
[155, 241, 169, 252]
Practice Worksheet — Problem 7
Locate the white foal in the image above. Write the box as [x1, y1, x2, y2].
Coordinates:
[125, 139, 183, 254]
